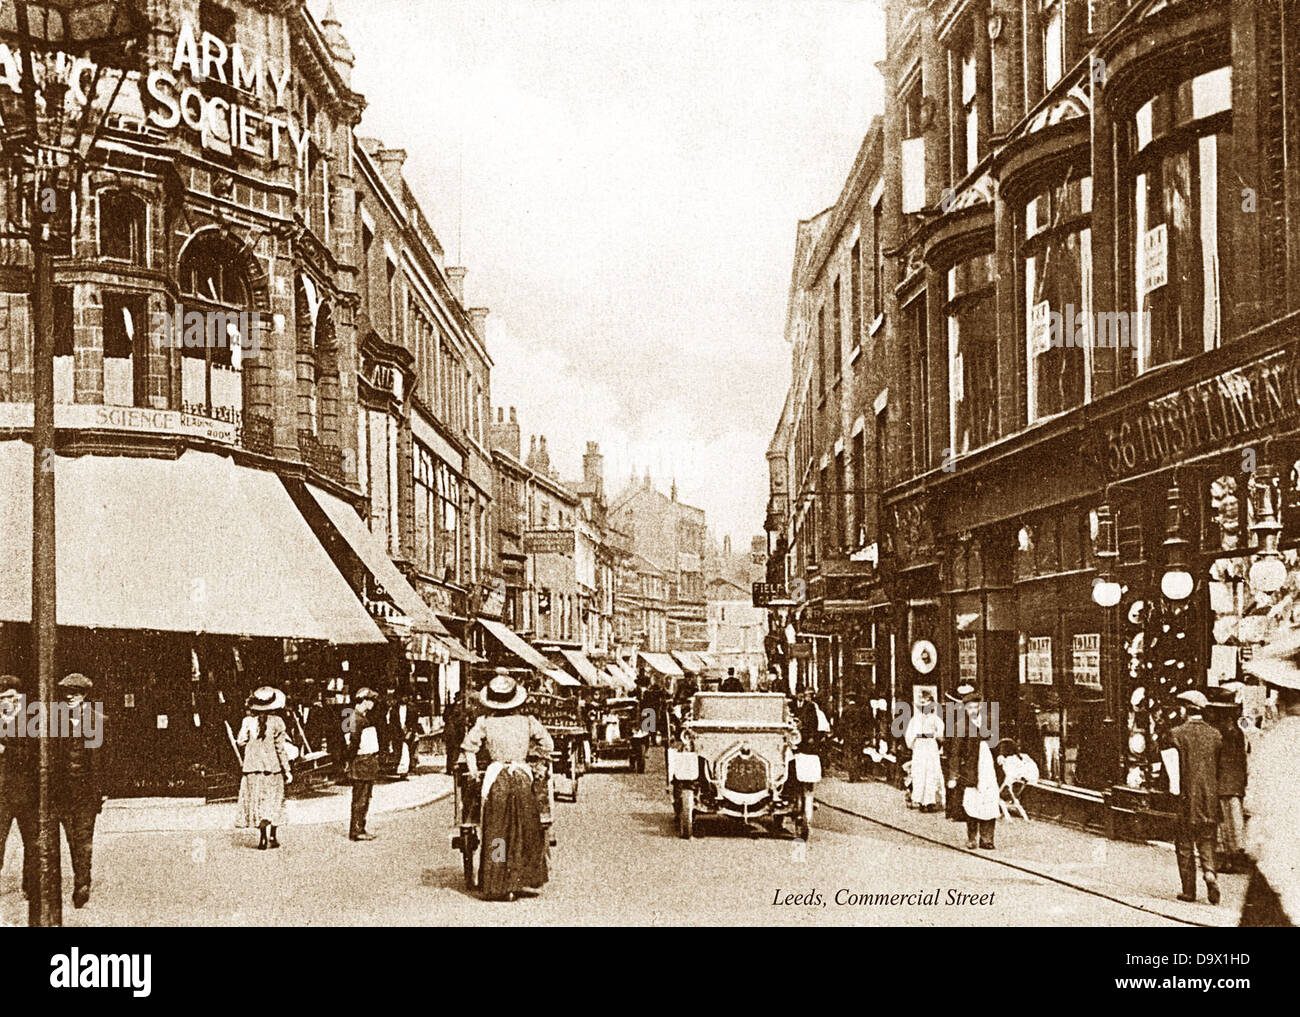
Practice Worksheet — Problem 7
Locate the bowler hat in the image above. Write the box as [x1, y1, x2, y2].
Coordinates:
[58, 673, 93, 691]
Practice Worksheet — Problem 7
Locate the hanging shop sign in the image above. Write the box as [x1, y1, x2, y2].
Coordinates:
[524, 530, 574, 555]
[752, 581, 788, 607]
[789, 642, 813, 660]
[911, 639, 938, 675]
[1102, 342, 1300, 480]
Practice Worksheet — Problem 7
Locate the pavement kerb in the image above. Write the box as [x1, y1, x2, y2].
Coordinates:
[812, 777, 1242, 928]
[97, 776, 455, 835]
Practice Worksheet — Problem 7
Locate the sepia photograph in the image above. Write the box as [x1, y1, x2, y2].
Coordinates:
[0, 0, 1292, 994]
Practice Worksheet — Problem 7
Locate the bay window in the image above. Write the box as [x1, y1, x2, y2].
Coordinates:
[946, 252, 998, 455]
[178, 232, 248, 425]
[1023, 173, 1092, 421]
[1131, 65, 1233, 373]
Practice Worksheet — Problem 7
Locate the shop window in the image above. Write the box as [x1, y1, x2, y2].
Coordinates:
[1131, 66, 1233, 374]
[946, 253, 998, 455]
[97, 190, 146, 265]
[1023, 173, 1091, 421]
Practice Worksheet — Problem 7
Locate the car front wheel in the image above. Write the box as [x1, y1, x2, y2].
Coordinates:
[678, 788, 694, 839]
[796, 790, 815, 840]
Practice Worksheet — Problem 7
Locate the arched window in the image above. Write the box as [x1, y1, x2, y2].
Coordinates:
[294, 273, 341, 443]
[97, 189, 147, 264]
[178, 230, 251, 425]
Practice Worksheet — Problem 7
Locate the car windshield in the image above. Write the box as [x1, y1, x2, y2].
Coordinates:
[691, 693, 788, 725]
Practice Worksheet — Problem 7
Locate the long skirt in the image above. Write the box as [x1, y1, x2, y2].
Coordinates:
[479, 768, 548, 899]
[236, 771, 286, 828]
[909, 740, 945, 807]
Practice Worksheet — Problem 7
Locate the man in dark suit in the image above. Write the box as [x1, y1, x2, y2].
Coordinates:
[343, 688, 381, 841]
[1169, 690, 1223, 905]
[0, 675, 37, 899]
[52, 673, 105, 909]
[837, 695, 871, 783]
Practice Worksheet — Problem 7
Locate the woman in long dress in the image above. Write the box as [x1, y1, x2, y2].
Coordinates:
[946, 694, 1001, 850]
[461, 672, 554, 901]
[905, 692, 945, 811]
[235, 686, 293, 849]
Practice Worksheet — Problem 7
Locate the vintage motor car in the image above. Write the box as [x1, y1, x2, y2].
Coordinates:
[667, 692, 820, 839]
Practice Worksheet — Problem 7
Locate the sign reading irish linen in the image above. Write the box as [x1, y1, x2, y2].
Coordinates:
[1102, 344, 1300, 478]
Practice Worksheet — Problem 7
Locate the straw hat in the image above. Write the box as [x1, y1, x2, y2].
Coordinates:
[247, 686, 286, 712]
[479, 672, 527, 711]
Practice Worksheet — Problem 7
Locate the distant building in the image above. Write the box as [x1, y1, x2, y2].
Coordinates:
[610, 476, 708, 652]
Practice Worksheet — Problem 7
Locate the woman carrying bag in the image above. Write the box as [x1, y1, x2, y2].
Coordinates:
[235, 686, 294, 849]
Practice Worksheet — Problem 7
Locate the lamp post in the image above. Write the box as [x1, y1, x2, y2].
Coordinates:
[0, 0, 149, 927]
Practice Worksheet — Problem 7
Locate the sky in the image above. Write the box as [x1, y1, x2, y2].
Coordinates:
[314, 0, 886, 544]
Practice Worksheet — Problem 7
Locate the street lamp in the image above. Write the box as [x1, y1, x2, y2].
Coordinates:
[1160, 484, 1195, 602]
[1248, 463, 1287, 594]
[0, 0, 149, 927]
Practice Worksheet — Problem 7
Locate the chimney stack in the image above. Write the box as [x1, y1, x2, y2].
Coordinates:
[527, 435, 538, 470]
[583, 441, 604, 497]
[671, 479, 678, 502]
[467, 307, 489, 340]
[446, 266, 467, 303]
[491, 405, 521, 458]
[536, 435, 550, 473]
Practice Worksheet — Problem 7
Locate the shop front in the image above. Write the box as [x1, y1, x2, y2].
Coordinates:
[0, 442, 388, 797]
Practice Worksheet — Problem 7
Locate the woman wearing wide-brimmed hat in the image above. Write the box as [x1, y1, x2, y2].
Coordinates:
[235, 686, 293, 849]
[459, 671, 554, 900]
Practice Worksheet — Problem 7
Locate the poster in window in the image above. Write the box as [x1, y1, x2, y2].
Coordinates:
[1142, 223, 1167, 294]
[958, 634, 978, 686]
[1072, 632, 1101, 688]
[1030, 300, 1053, 355]
[1025, 635, 1053, 685]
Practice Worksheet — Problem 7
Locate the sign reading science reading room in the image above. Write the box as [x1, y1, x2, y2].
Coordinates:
[146, 21, 307, 162]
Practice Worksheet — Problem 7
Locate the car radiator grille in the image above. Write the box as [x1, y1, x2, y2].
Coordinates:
[724, 755, 767, 794]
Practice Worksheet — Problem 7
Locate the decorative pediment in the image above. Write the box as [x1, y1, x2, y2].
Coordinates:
[1024, 85, 1092, 136]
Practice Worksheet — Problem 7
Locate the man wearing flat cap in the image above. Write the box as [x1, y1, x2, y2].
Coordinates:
[0, 675, 37, 899]
[1168, 689, 1223, 905]
[52, 673, 104, 909]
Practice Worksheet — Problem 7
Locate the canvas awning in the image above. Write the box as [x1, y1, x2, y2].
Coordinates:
[672, 650, 709, 674]
[639, 651, 683, 678]
[304, 484, 478, 662]
[605, 663, 636, 692]
[478, 618, 559, 673]
[1242, 627, 1300, 690]
[0, 443, 385, 643]
[557, 648, 604, 686]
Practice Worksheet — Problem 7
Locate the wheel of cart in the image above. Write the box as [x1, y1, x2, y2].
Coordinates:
[549, 728, 584, 803]
[450, 762, 482, 891]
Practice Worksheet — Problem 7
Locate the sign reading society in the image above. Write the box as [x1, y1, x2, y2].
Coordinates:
[0, 19, 309, 163]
